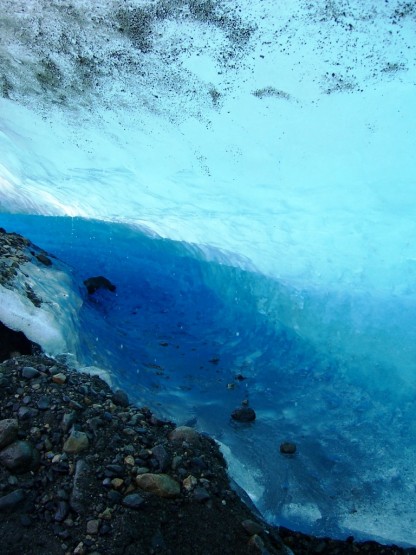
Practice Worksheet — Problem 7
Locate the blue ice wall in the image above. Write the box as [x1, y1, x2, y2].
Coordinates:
[3, 213, 416, 546]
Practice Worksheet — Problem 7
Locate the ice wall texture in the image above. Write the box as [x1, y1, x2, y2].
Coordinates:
[1, 0, 416, 545]
[1, 0, 416, 392]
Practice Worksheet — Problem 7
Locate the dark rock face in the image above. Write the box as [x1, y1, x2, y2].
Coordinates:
[231, 406, 256, 422]
[0, 321, 38, 362]
[83, 276, 116, 294]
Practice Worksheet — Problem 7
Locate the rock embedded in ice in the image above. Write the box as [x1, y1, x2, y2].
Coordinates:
[83, 276, 116, 295]
[35, 253, 52, 266]
[231, 406, 256, 422]
[280, 442, 296, 455]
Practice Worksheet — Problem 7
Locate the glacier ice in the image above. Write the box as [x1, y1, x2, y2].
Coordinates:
[0, 234, 82, 356]
[1, 0, 416, 546]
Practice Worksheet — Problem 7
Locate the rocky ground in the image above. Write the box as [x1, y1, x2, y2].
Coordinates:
[0, 354, 412, 555]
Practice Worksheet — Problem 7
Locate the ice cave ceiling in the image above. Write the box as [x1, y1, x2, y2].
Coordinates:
[1, 0, 416, 546]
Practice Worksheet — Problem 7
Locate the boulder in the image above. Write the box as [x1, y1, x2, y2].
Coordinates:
[136, 473, 180, 498]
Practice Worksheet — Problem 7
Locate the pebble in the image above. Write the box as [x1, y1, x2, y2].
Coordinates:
[280, 442, 296, 455]
[242, 519, 264, 536]
[70, 459, 91, 514]
[248, 534, 267, 553]
[52, 373, 67, 384]
[183, 475, 198, 492]
[136, 473, 180, 498]
[37, 395, 51, 410]
[122, 493, 144, 509]
[54, 500, 70, 522]
[151, 444, 169, 471]
[73, 541, 86, 555]
[21, 366, 40, 379]
[86, 519, 100, 535]
[192, 486, 210, 502]
[63, 430, 89, 454]
[105, 463, 124, 476]
[0, 488, 25, 511]
[0, 418, 18, 449]
[18, 406, 37, 420]
[62, 411, 76, 432]
[110, 478, 124, 490]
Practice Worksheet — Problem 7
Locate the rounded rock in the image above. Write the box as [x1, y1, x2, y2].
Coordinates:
[122, 493, 144, 509]
[280, 442, 296, 455]
[52, 372, 67, 384]
[0, 440, 39, 473]
[135, 473, 180, 498]
[231, 406, 256, 422]
[63, 431, 89, 454]
[0, 418, 18, 449]
[21, 366, 39, 379]
[168, 426, 201, 446]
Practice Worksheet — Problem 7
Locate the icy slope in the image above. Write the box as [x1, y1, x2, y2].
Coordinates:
[0, 227, 82, 356]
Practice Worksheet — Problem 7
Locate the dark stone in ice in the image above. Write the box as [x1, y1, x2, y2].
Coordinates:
[231, 407, 256, 422]
[36, 253, 52, 266]
[84, 276, 116, 294]
[280, 442, 296, 455]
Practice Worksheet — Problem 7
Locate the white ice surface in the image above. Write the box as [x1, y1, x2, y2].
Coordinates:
[0, 258, 82, 356]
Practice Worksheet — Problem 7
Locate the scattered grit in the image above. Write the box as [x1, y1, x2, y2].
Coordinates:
[0, 354, 412, 555]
